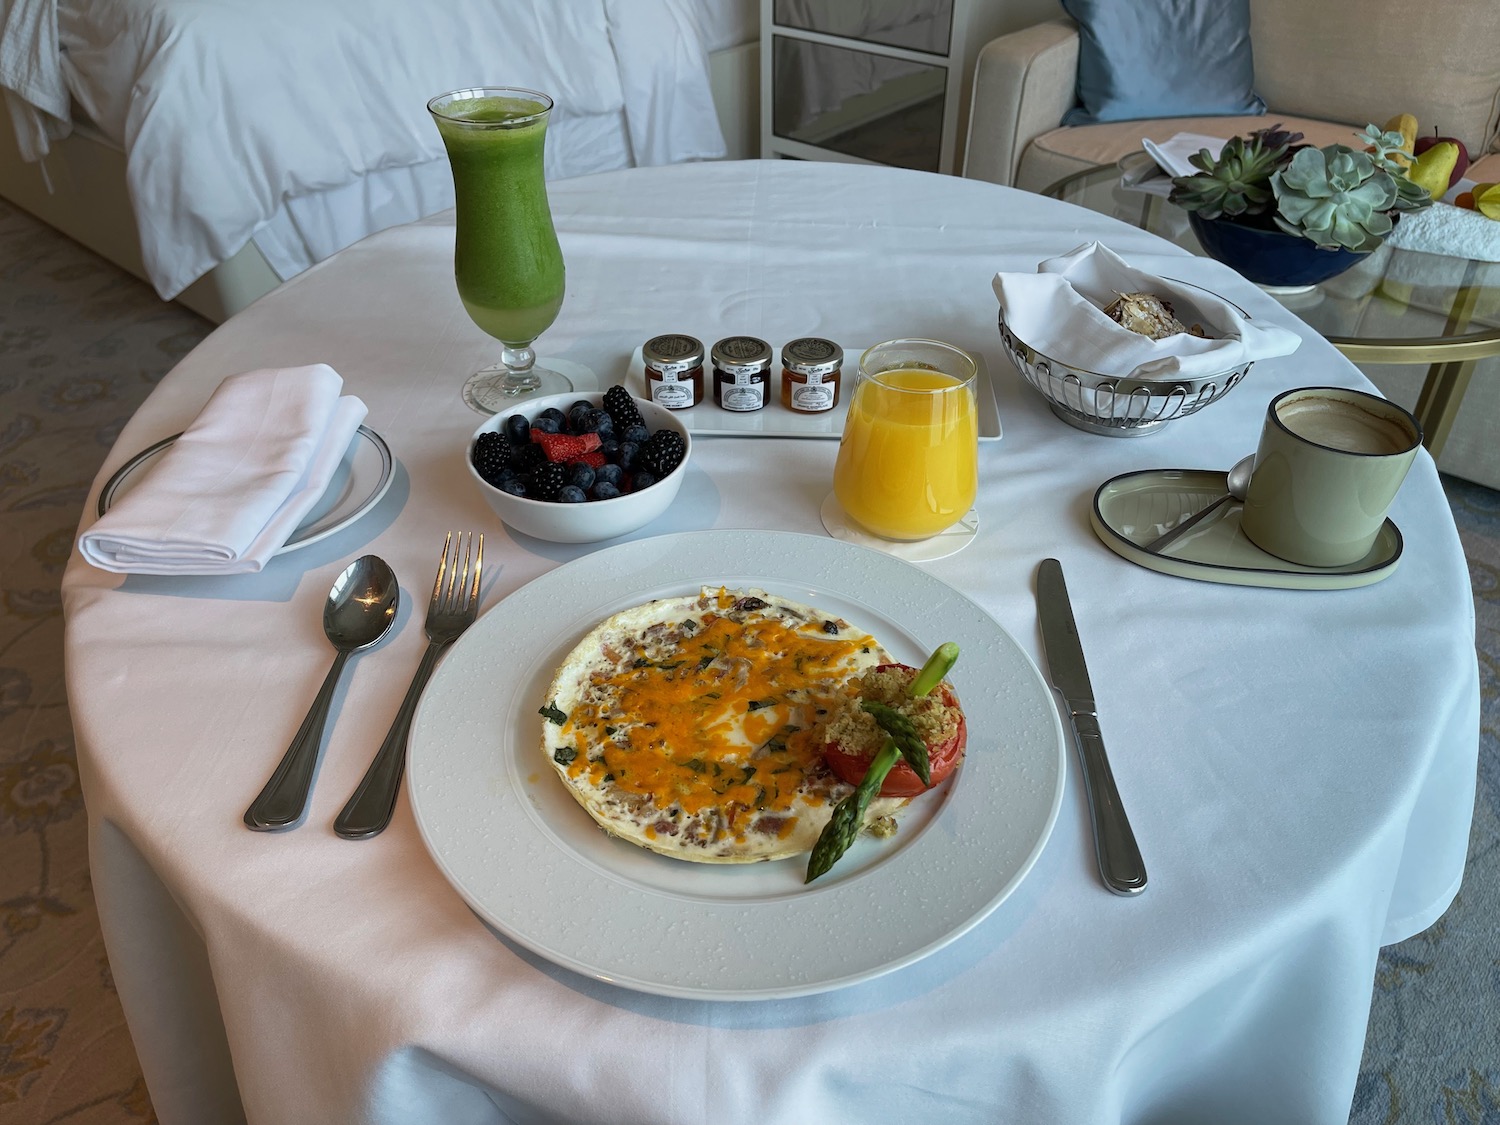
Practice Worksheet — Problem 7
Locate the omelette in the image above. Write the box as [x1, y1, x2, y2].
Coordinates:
[540, 587, 907, 862]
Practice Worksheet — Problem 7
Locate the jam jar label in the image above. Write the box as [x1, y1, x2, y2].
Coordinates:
[721, 382, 764, 410]
[652, 379, 693, 409]
[791, 381, 834, 411]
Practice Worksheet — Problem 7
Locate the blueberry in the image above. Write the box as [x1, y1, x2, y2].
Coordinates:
[583, 409, 615, 437]
[630, 470, 657, 491]
[537, 407, 567, 425]
[503, 414, 531, 443]
[617, 441, 640, 469]
[558, 485, 588, 503]
[594, 463, 623, 488]
[590, 481, 622, 500]
[568, 399, 595, 419]
[622, 423, 650, 445]
[531, 414, 562, 435]
[566, 462, 596, 490]
[599, 439, 621, 461]
[500, 478, 527, 497]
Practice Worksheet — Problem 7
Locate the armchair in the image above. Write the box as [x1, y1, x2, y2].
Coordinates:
[962, 4, 1500, 194]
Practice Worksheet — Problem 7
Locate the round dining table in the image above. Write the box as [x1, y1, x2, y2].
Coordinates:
[63, 160, 1480, 1125]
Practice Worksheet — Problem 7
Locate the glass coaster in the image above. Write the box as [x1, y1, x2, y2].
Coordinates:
[462, 357, 599, 415]
[819, 492, 978, 561]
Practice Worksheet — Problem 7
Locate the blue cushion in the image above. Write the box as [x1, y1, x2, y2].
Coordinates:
[1060, 0, 1266, 126]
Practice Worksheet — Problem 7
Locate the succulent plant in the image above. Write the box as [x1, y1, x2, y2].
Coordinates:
[1171, 123, 1433, 253]
[1170, 127, 1299, 219]
[1271, 144, 1430, 252]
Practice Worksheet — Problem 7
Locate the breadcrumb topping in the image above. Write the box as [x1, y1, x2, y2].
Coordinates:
[821, 665, 960, 758]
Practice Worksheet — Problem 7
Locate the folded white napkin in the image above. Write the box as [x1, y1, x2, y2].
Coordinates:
[1141, 133, 1227, 180]
[80, 364, 368, 575]
[993, 242, 1302, 380]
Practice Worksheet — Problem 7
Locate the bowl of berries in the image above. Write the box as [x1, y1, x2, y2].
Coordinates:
[467, 384, 691, 543]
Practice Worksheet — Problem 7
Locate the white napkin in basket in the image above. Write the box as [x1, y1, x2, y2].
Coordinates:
[80, 364, 368, 575]
[993, 242, 1301, 380]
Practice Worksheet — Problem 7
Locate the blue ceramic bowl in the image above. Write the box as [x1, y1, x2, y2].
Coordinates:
[1188, 213, 1370, 288]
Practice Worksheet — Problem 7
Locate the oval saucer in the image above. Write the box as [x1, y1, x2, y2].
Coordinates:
[1092, 468, 1402, 590]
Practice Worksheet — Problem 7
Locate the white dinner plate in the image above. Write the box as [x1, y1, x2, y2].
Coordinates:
[96, 425, 394, 553]
[623, 345, 1004, 441]
[407, 530, 1066, 1001]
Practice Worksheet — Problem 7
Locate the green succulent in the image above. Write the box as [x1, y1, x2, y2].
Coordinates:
[1169, 125, 1302, 219]
[1270, 143, 1429, 252]
[1356, 124, 1441, 211]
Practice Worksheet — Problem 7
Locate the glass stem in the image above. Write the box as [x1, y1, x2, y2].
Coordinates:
[500, 343, 540, 393]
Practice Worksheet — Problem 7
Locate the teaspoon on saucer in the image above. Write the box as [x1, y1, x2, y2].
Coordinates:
[1144, 455, 1253, 553]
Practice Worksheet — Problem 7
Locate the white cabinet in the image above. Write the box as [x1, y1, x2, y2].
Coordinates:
[759, 0, 1061, 174]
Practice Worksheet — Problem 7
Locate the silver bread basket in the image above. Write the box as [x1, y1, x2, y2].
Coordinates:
[997, 307, 1254, 437]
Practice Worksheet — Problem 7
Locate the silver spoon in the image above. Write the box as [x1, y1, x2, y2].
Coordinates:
[245, 555, 399, 831]
[1145, 455, 1254, 553]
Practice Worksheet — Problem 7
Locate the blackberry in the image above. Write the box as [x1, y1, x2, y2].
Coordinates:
[528, 462, 568, 501]
[511, 443, 546, 472]
[471, 432, 513, 485]
[603, 384, 646, 431]
[638, 429, 686, 477]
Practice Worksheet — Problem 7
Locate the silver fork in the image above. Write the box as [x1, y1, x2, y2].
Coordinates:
[334, 532, 483, 839]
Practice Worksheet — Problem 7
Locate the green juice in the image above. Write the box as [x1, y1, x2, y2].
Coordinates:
[434, 96, 565, 343]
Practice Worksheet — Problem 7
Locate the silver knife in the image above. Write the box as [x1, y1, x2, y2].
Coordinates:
[1037, 558, 1147, 896]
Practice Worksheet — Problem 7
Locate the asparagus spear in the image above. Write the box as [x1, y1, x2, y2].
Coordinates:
[805, 642, 960, 883]
[860, 699, 931, 786]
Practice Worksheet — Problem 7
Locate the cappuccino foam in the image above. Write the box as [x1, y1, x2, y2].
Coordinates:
[1276, 395, 1414, 455]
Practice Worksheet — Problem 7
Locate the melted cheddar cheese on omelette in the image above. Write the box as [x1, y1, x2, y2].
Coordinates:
[541, 587, 906, 862]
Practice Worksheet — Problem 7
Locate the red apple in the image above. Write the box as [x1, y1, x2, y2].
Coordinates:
[1415, 129, 1471, 187]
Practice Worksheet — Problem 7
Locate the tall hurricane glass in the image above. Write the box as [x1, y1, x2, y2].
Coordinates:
[429, 87, 571, 411]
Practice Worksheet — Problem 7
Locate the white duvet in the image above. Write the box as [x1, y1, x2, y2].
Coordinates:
[2, 0, 728, 299]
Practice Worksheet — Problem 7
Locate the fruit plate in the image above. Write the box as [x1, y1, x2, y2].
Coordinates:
[622, 345, 1003, 441]
[406, 530, 1065, 1001]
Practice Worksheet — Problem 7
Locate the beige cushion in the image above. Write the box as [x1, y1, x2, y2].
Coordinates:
[1248, 0, 1500, 158]
[1467, 152, 1500, 184]
[1016, 115, 1368, 194]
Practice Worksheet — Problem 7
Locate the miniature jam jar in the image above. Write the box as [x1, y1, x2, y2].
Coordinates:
[711, 335, 772, 412]
[643, 333, 705, 409]
[780, 337, 843, 413]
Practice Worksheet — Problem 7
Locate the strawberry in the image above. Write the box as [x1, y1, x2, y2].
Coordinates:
[531, 430, 602, 463]
[576, 451, 607, 468]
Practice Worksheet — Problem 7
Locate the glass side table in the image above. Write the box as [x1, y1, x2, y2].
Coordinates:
[1042, 158, 1500, 457]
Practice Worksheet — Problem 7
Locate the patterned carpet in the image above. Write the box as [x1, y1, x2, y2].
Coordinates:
[1, 195, 1496, 1124]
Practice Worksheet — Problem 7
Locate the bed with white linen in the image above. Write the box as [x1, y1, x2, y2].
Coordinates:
[0, 0, 757, 319]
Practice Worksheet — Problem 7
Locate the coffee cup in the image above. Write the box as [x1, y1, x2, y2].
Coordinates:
[1239, 386, 1421, 567]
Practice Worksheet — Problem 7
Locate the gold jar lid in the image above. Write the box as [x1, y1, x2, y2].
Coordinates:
[710, 335, 773, 372]
[781, 337, 843, 377]
[643, 334, 705, 372]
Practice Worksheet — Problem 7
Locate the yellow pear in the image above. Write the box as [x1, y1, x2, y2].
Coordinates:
[1409, 141, 1460, 200]
[1382, 112, 1418, 167]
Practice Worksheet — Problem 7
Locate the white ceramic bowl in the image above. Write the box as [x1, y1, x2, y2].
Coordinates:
[466, 391, 691, 543]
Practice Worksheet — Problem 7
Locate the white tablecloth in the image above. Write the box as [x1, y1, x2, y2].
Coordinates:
[62, 161, 1480, 1125]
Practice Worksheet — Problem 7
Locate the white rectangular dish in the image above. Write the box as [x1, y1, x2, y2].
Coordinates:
[622, 345, 1003, 440]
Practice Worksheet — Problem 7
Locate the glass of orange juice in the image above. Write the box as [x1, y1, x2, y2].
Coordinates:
[832, 339, 979, 540]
